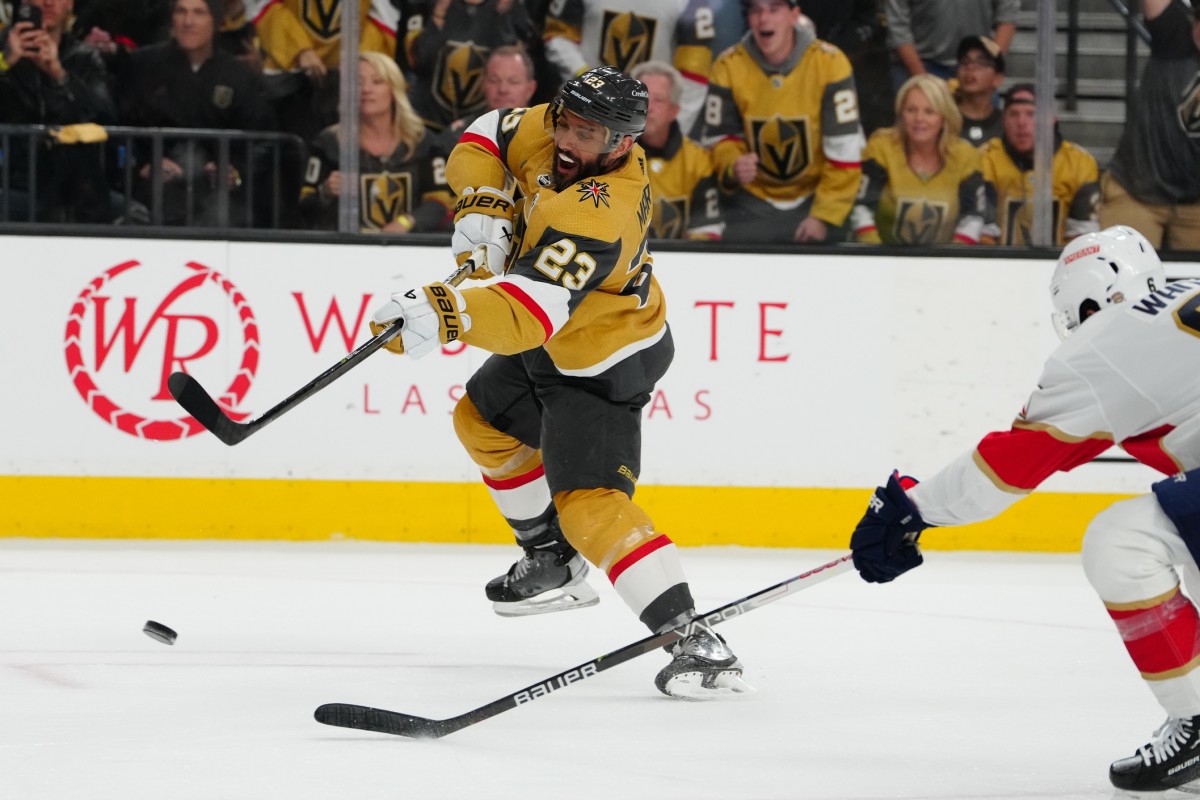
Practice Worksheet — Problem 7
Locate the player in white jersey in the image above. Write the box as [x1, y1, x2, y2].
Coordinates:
[847, 225, 1200, 793]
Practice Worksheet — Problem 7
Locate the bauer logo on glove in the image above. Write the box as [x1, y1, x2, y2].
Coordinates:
[370, 282, 471, 359]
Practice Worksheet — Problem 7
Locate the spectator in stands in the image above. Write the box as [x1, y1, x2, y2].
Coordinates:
[542, 0, 716, 136]
[802, 0, 890, 134]
[954, 34, 1004, 147]
[702, 0, 865, 243]
[630, 60, 722, 239]
[70, 0, 171, 79]
[1098, 0, 1200, 251]
[437, 44, 539, 151]
[247, 0, 397, 75]
[299, 52, 454, 233]
[979, 83, 1099, 246]
[850, 74, 986, 244]
[399, 0, 536, 135]
[118, 0, 277, 226]
[246, 0, 399, 142]
[0, 0, 118, 222]
[216, 0, 261, 67]
[885, 0, 1018, 91]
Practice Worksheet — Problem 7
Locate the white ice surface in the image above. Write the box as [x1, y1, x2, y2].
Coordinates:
[0, 540, 1187, 800]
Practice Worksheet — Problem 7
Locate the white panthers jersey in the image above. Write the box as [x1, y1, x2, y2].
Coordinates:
[910, 278, 1200, 526]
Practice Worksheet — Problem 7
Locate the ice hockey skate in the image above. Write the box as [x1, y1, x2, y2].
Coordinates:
[1110, 715, 1200, 792]
[655, 620, 754, 700]
[485, 525, 599, 617]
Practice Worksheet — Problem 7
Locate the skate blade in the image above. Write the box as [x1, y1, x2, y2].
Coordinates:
[1114, 782, 1200, 799]
[492, 582, 600, 618]
[661, 670, 756, 701]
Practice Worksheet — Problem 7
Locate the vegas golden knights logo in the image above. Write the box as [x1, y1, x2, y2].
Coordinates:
[750, 116, 810, 182]
[1178, 74, 1200, 137]
[599, 11, 657, 72]
[651, 197, 686, 239]
[302, 0, 341, 40]
[1005, 198, 1062, 245]
[361, 172, 410, 230]
[895, 200, 947, 245]
[434, 42, 489, 115]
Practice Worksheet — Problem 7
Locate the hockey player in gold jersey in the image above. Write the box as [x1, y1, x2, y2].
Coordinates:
[979, 83, 1099, 246]
[630, 61, 723, 239]
[702, 0, 866, 243]
[850, 75, 986, 244]
[367, 66, 752, 700]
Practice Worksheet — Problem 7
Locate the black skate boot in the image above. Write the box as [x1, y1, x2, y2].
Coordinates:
[655, 619, 754, 699]
[485, 522, 599, 617]
[1110, 715, 1200, 792]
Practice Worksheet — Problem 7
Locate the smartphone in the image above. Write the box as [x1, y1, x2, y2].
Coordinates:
[14, 3, 43, 29]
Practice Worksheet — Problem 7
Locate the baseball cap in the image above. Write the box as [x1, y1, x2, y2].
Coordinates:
[957, 35, 1005, 74]
[1003, 82, 1036, 109]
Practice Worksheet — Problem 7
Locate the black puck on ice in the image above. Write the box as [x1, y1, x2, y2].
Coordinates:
[143, 620, 178, 645]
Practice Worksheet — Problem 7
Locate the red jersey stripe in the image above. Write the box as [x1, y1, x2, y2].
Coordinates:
[976, 425, 1113, 491]
[459, 131, 501, 161]
[497, 282, 554, 342]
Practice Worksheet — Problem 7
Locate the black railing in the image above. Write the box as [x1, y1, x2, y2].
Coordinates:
[0, 125, 305, 229]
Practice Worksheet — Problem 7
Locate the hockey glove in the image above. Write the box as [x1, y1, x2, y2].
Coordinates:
[369, 282, 471, 358]
[850, 471, 931, 584]
[452, 187, 515, 278]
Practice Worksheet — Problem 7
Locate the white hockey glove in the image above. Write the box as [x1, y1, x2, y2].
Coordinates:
[369, 282, 471, 358]
[452, 187, 515, 278]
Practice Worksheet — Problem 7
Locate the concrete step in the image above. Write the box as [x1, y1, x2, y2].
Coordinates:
[1019, 0, 1133, 15]
[1006, 48, 1143, 85]
[1014, 10, 1137, 31]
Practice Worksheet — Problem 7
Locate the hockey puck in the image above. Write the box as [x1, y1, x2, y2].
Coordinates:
[143, 620, 177, 646]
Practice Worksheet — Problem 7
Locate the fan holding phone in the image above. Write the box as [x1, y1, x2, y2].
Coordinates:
[0, 0, 118, 222]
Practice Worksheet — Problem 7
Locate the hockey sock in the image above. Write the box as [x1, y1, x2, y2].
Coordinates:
[1108, 587, 1200, 679]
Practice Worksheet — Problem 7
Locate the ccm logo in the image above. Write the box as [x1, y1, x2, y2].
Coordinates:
[1064, 244, 1100, 264]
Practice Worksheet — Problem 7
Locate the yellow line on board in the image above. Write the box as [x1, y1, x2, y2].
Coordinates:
[2, 475, 1127, 552]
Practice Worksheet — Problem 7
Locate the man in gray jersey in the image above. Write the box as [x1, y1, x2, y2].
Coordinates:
[1098, 0, 1200, 251]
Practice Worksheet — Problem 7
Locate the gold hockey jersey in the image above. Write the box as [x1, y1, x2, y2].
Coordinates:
[543, 0, 715, 134]
[445, 105, 665, 376]
[247, 0, 398, 71]
[850, 130, 987, 244]
[642, 122, 722, 239]
[704, 28, 865, 226]
[979, 135, 1100, 246]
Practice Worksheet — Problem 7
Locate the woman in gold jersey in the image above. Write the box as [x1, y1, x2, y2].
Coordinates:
[850, 74, 986, 244]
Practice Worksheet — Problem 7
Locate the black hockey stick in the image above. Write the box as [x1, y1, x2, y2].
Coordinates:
[314, 553, 855, 740]
[168, 252, 483, 446]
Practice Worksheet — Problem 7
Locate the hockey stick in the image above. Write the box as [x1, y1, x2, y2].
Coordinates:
[313, 552, 855, 740]
[168, 250, 484, 446]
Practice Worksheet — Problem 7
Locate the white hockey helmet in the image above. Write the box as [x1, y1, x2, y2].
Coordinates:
[1049, 225, 1165, 340]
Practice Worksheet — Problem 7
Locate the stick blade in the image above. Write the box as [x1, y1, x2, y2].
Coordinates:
[167, 372, 248, 446]
[314, 703, 449, 740]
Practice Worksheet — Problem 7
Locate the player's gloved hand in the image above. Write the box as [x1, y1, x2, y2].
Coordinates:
[850, 471, 931, 584]
[452, 187, 515, 278]
[369, 282, 471, 358]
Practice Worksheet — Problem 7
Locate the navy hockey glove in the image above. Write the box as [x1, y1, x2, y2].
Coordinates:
[850, 471, 930, 584]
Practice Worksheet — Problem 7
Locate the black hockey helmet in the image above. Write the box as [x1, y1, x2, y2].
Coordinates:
[551, 66, 648, 151]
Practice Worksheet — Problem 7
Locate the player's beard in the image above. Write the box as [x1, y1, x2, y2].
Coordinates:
[552, 147, 619, 192]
